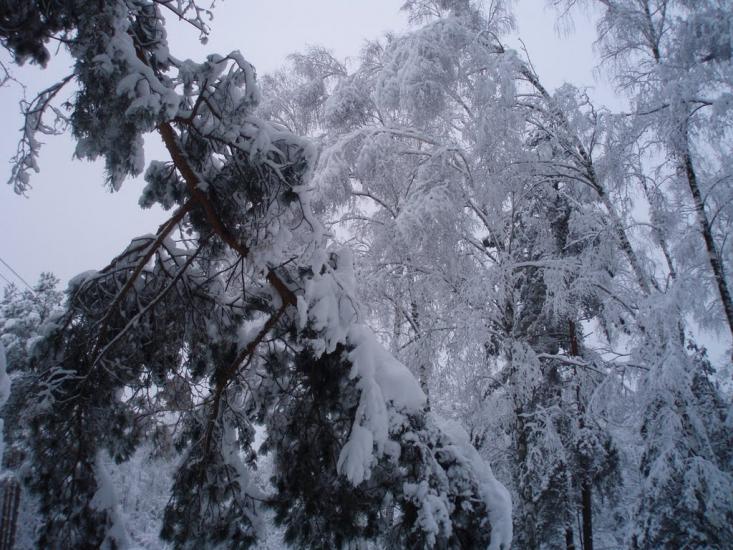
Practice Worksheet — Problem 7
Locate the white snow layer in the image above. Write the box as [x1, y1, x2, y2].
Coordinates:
[298, 247, 426, 485]
[91, 451, 132, 549]
[438, 418, 513, 550]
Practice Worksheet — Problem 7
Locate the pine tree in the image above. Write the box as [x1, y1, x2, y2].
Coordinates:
[0, 273, 63, 372]
[0, 274, 63, 472]
[0, 1, 511, 547]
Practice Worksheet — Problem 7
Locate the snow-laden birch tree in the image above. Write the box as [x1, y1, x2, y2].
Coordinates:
[260, 0, 733, 548]
[259, 2, 635, 548]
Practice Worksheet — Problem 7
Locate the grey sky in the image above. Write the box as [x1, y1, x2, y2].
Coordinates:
[0, 0, 609, 288]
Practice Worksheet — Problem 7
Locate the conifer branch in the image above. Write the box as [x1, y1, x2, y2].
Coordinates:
[91, 199, 195, 357]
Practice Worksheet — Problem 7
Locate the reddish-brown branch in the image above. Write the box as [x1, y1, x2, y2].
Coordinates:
[202, 301, 289, 458]
[158, 123, 247, 254]
[158, 120, 300, 460]
[158, 121, 297, 307]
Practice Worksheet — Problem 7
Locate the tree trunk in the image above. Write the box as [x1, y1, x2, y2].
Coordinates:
[682, 146, 733, 344]
[410, 301, 430, 409]
[569, 321, 593, 550]
[0, 477, 20, 550]
[599, 193, 656, 295]
[516, 411, 538, 550]
[581, 481, 593, 550]
[517, 62, 656, 296]
[566, 527, 576, 550]
[638, 16, 733, 342]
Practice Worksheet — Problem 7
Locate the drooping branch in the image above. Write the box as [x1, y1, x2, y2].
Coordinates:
[9, 74, 74, 194]
[157, 121, 298, 307]
[157, 118, 302, 462]
[91, 232, 209, 368]
[202, 300, 290, 459]
[90, 199, 195, 357]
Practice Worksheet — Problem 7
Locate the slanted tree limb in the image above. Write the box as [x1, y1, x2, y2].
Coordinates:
[202, 301, 289, 459]
[91, 199, 195, 356]
[158, 119, 300, 461]
[158, 121, 297, 307]
[682, 145, 733, 343]
[91, 232, 209, 368]
[516, 60, 658, 296]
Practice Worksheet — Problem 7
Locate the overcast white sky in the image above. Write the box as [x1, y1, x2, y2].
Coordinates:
[0, 0, 609, 288]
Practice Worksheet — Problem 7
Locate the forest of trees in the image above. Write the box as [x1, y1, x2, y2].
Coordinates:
[0, 0, 731, 548]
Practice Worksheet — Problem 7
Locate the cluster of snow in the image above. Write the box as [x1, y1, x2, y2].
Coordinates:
[296, 245, 427, 485]
[437, 418, 513, 550]
[90, 451, 132, 549]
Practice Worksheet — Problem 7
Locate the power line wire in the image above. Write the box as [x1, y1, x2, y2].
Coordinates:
[0, 256, 36, 295]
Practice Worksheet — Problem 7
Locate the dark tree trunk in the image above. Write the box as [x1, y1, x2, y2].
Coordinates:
[410, 301, 430, 409]
[0, 477, 20, 550]
[581, 481, 593, 550]
[516, 411, 538, 550]
[566, 527, 576, 550]
[683, 147, 733, 344]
